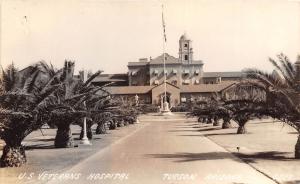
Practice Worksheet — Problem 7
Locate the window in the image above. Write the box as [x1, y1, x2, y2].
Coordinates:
[184, 43, 188, 47]
[131, 71, 137, 76]
[184, 55, 188, 61]
[183, 80, 190, 85]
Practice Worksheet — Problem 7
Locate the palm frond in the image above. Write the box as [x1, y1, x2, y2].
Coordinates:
[82, 70, 102, 88]
[269, 57, 294, 87]
[2, 63, 19, 91]
[245, 68, 287, 89]
[277, 53, 295, 80]
[23, 69, 40, 93]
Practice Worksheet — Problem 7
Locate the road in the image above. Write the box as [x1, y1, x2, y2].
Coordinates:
[47, 113, 276, 184]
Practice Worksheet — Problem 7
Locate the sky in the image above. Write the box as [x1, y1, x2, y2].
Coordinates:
[1, 0, 300, 74]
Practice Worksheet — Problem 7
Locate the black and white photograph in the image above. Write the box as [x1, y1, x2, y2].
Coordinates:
[0, 0, 300, 183]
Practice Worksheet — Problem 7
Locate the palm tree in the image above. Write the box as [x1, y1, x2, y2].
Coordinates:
[191, 81, 268, 130]
[222, 82, 268, 134]
[0, 63, 59, 167]
[108, 96, 141, 126]
[95, 112, 112, 134]
[225, 100, 267, 134]
[46, 61, 106, 148]
[190, 100, 233, 128]
[246, 53, 300, 158]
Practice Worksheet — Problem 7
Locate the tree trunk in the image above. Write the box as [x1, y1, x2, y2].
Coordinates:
[95, 123, 107, 134]
[0, 144, 26, 167]
[129, 117, 136, 124]
[109, 121, 116, 130]
[54, 124, 74, 148]
[213, 119, 220, 126]
[207, 118, 213, 124]
[295, 135, 300, 159]
[222, 121, 231, 129]
[237, 126, 247, 134]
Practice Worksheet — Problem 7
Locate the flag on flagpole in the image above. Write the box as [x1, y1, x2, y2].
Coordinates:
[162, 5, 167, 42]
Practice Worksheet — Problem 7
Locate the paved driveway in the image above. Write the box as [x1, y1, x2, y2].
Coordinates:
[46, 113, 275, 184]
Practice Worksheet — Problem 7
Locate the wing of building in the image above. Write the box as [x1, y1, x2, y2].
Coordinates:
[92, 33, 244, 107]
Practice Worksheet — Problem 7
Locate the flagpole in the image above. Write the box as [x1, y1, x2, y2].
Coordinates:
[161, 4, 171, 115]
[163, 30, 166, 104]
[162, 4, 167, 105]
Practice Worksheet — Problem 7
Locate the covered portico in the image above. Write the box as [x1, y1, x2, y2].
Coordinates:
[151, 83, 180, 108]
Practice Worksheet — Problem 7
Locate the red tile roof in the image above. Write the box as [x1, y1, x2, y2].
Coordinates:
[104, 86, 153, 95]
[104, 81, 236, 95]
[92, 74, 127, 82]
[203, 72, 243, 78]
[149, 53, 181, 65]
[180, 81, 236, 93]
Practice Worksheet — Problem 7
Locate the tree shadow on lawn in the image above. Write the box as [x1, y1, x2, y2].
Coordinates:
[172, 126, 200, 129]
[72, 132, 81, 136]
[25, 138, 55, 142]
[234, 151, 294, 163]
[173, 125, 210, 129]
[25, 143, 79, 150]
[282, 180, 300, 184]
[25, 144, 56, 150]
[176, 123, 201, 126]
[251, 121, 278, 125]
[74, 137, 102, 141]
[168, 129, 200, 132]
[168, 127, 223, 133]
[204, 132, 239, 136]
[145, 152, 243, 163]
[198, 127, 222, 132]
[288, 132, 298, 135]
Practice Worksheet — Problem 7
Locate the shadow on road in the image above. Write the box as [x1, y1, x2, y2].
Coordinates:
[234, 151, 294, 163]
[145, 152, 242, 163]
[178, 132, 237, 137]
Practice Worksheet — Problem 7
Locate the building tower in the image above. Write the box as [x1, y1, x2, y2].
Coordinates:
[178, 33, 193, 64]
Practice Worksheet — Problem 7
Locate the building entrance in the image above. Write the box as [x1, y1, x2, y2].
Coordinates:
[160, 92, 171, 108]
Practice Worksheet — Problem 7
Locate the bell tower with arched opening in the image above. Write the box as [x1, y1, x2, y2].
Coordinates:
[179, 33, 193, 64]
